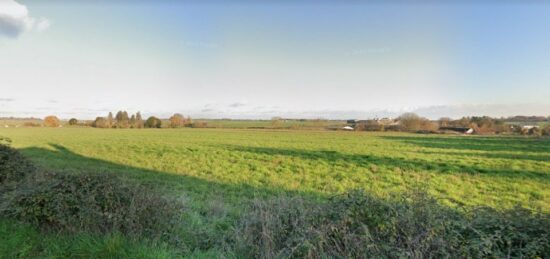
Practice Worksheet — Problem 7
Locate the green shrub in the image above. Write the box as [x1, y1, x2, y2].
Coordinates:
[145, 117, 162, 128]
[459, 207, 550, 258]
[233, 196, 321, 258]
[234, 191, 550, 258]
[0, 139, 35, 185]
[1, 171, 184, 243]
[0, 142, 187, 250]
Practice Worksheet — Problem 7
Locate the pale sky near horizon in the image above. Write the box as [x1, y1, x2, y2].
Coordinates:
[1, 0, 549, 119]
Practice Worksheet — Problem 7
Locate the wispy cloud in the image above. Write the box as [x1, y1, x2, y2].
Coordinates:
[0, 98, 15, 102]
[0, 0, 50, 38]
[228, 102, 247, 108]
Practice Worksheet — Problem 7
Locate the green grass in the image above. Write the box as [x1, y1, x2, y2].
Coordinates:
[199, 119, 346, 129]
[1, 128, 549, 257]
[0, 219, 178, 258]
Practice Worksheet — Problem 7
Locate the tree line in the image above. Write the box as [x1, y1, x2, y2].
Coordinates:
[36, 112, 201, 129]
[33, 112, 550, 136]
[91, 111, 192, 129]
[353, 113, 550, 136]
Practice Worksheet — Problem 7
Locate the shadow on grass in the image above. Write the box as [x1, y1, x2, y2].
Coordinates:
[19, 144, 324, 207]
[381, 135, 550, 154]
[416, 150, 550, 163]
[222, 145, 549, 181]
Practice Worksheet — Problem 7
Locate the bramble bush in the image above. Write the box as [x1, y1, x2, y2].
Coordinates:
[2, 172, 184, 241]
[0, 138, 35, 185]
[0, 141, 185, 246]
[234, 191, 550, 258]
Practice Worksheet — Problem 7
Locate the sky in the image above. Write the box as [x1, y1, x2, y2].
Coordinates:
[1, 0, 549, 119]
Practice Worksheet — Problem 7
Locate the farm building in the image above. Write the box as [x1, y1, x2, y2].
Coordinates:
[522, 125, 539, 130]
[440, 127, 474, 134]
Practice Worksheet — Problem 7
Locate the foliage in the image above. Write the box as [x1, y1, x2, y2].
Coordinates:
[234, 191, 550, 258]
[398, 113, 437, 132]
[43, 116, 60, 127]
[169, 113, 186, 128]
[0, 139, 35, 185]
[1, 172, 183, 242]
[107, 112, 114, 128]
[135, 112, 144, 129]
[0, 144, 185, 245]
[68, 118, 78, 126]
[355, 120, 385, 131]
[92, 117, 109, 128]
[145, 116, 162, 128]
[115, 111, 130, 128]
[130, 114, 136, 128]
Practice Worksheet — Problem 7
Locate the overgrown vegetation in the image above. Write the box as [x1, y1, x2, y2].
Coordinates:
[0, 137, 34, 185]
[1, 172, 184, 241]
[235, 191, 549, 258]
[1, 139, 185, 251]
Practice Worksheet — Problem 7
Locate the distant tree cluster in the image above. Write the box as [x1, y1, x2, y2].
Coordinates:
[168, 113, 192, 128]
[91, 111, 193, 129]
[93, 111, 146, 129]
[352, 113, 548, 136]
[145, 116, 162, 128]
[398, 113, 438, 132]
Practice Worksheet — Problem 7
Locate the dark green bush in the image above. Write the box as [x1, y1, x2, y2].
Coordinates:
[459, 207, 550, 258]
[1, 171, 184, 243]
[234, 191, 550, 258]
[0, 138, 35, 185]
[0, 142, 187, 250]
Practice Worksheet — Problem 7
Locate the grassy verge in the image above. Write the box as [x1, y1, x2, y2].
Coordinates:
[0, 219, 178, 258]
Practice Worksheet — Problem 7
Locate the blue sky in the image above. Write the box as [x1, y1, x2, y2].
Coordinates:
[1, 0, 549, 119]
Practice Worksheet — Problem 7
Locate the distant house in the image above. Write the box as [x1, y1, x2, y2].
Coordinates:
[440, 127, 474, 134]
[522, 125, 539, 130]
[342, 126, 354, 131]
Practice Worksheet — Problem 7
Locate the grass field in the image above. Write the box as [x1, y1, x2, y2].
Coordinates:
[1, 128, 549, 257]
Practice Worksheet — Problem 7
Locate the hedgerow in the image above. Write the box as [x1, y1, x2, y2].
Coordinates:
[0, 140, 185, 247]
[0, 137, 35, 185]
[234, 191, 550, 258]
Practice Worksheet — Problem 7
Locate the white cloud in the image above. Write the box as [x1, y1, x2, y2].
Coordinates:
[0, 0, 49, 38]
[36, 18, 50, 32]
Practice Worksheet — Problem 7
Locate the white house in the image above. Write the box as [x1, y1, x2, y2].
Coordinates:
[522, 125, 539, 130]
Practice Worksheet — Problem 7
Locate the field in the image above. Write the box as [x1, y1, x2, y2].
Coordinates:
[1, 128, 549, 257]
